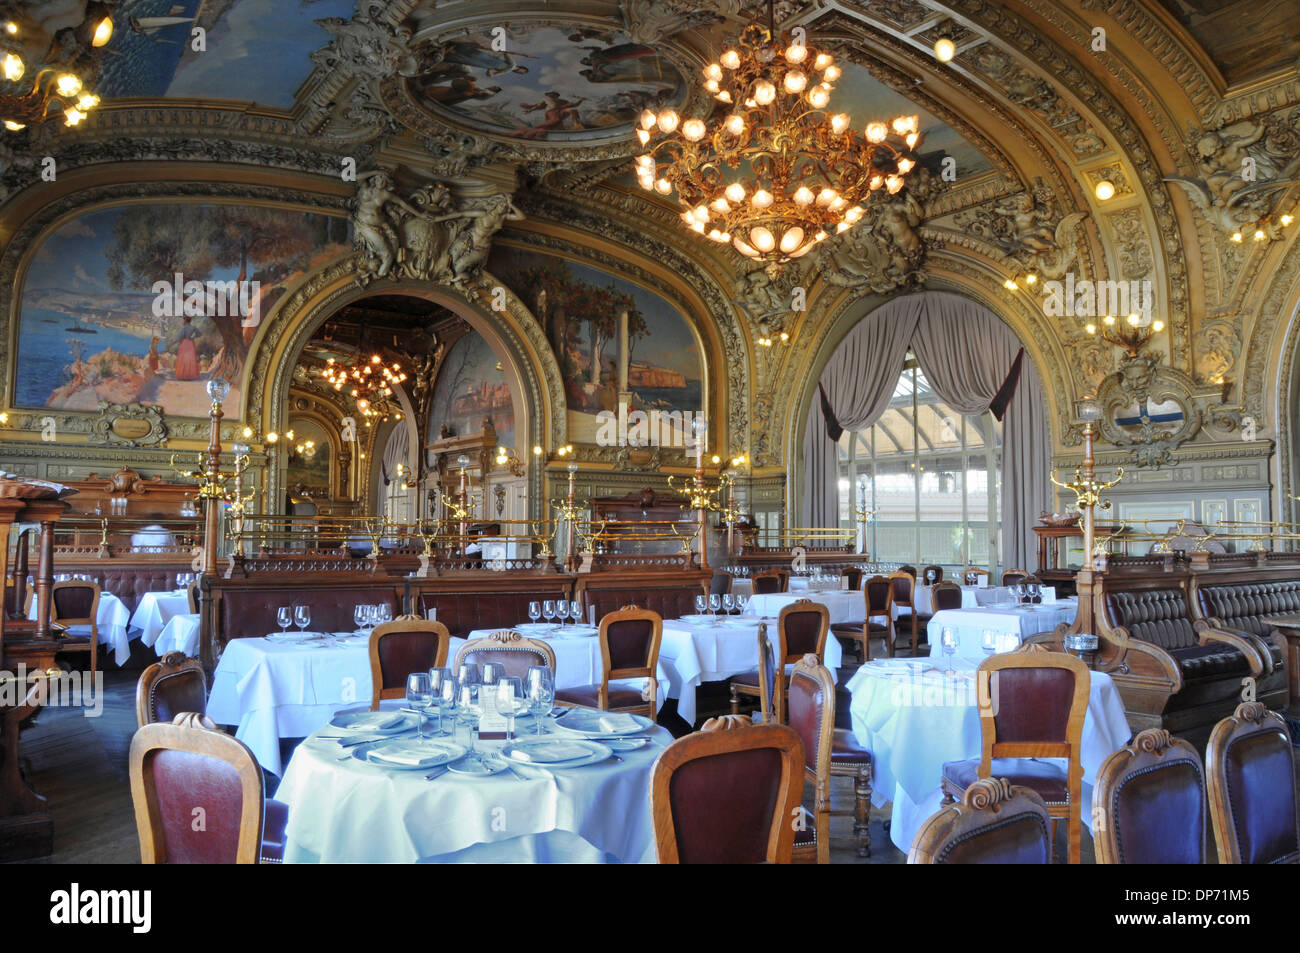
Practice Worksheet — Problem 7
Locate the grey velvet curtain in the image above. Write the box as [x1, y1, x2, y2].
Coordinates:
[800, 291, 1049, 570]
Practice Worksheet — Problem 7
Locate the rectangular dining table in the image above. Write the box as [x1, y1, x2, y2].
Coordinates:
[747, 590, 862, 624]
[130, 589, 191, 648]
[925, 602, 1077, 659]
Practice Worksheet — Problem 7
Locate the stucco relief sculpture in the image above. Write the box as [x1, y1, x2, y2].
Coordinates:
[982, 189, 1087, 281]
[817, 190, 927, 293]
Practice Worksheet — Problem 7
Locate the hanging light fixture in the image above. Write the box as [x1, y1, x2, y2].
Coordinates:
[319, 352, 408, 423]
[0, 6, 112, 131]
[634, 1, 921, 265]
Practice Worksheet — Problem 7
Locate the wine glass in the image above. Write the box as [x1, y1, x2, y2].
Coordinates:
[353, 605, 367, 634]
[736, 595, 749, 616]
[526, 666, 555, 737]
[294, 605, 311, 635]
[542, 599, 557, 629]
[276, 606, 291, 636]
[940, 626, 959, 668]
[406, 672, 432, 740]
[378, 603, 392, 624]
[570, 600, 583, 628]
[722, 594, 735, 615]
[708, 593, 722, 626]
[437, 674, 459, 739]
[481, 662, 502, 688]
[694, 594, 707, 618]
[457, 681, 481, 760]
[981, 629, 999, 657]
[496, 677, 525, 741]
[528, 600, 541, 626]
[428, 667, 451, 735]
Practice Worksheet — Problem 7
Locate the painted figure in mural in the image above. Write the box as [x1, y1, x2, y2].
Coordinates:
[519, 91, 588, 133]
[439, 38, 534, 77]
[146, 336, 162, 376]
[174, 316, 200, 381]
[578, 43, 666, 84]
[421, 69, 504, 106]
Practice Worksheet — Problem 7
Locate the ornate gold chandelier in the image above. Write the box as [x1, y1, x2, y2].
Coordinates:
[0, 7, 112, 131]
[634, 13, 921, 264]
[320, 353, 407, 422]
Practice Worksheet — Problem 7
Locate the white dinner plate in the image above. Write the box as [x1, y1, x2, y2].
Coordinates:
[554, 625, 598, 638]
[677, 614, 715, 624]
[514, 622, 558, 634]
[603, 736, 651, 752]
[356, 739, 466, 771]
[501, 738, 611, 768]
[328, 710, 418, 734]
[720, 617, 756, 628]
[553, 709, 652, 737]
[446, 756, 509, 776]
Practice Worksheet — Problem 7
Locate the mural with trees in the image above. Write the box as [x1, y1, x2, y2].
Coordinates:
[15, 203, 350, 417]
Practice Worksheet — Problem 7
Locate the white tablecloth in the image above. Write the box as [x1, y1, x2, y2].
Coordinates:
[276, 701, 670, 863]
[658, 617, 843, 725]
[457, 629, 669, 711]
[846, 657, 1131, 853]
[29, 590, 131, 666]
[154, 613, 200, 656]
[131, 590, 191, 647]
[747, 590, 863, 624]
[729, 576, 816, 598]
[207, 633, 373, 774]
[926, 603, 1077, 659]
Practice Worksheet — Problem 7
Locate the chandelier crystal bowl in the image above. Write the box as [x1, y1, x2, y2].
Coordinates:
[634, 23, 921, 265]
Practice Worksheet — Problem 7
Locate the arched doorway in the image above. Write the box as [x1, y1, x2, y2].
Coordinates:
[794, 291, 1051, 573]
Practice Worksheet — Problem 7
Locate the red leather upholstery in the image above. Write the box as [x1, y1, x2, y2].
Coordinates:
[830, 730, 873, 766]
[784, 609, 825, 657]
[840, 568, 862, 589]
[1108, 759, 1204, 864]
[787, 668, 826, 773]
[220, 587, 398, 639]
[667, 747, 786, 863]
[148, 749, 247, 863]
[990, 667, 1075, 742]
[583, 586, 701, 622]
[457, 646, 547, 680]
[607, 618, 655, 670]
[942, 758, 1069, 805]
[931, 584, 963, 611]
[752, 575, 782, 594]
[417, 587, 570, 636]
[933, 812, 1052, 864]
[260, 798, 289, 864]
[554, 685, 644, 708]
[147, 669, 207, 725]
[375, 628, 447, 691]
[1222, 730, 1300, 864]
[53, 585, 95, 618]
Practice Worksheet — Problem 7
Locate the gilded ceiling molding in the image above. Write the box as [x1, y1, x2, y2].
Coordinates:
[1250, 238, 1300, 499]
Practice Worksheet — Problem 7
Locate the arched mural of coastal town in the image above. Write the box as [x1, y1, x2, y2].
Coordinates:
[428, 331, 516, 449]
[489, 246, 704, 444]
[14, 203, 351, 418]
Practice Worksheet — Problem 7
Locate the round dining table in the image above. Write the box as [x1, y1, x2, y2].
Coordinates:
[275, 702, 671, 863]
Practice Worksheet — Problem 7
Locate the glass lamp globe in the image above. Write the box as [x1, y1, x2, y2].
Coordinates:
[206, 377, 231, 403]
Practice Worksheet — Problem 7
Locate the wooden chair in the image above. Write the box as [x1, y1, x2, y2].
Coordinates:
[940, 647, 1090, 863]
[50, 579, 100, 681]
[752, 570, 785, 594]
[930, 580, 964, 612]
[839, 567, 863, 590]
[555, 606, 662, 721]
[709, 571, 732, 596]
[787, 654, 873, 861]
[730, 599, 830, 721]
[898, 565, 918, 578]
[922, 564, 944, 585]
[887, 570, 924, 656]
[830, 574, 891, 660]
[130, 713, 287, 864]
[186, 581, 199, 614]
[1206, 701, 1300, 864]
[453, 630, 556, 680]
[909, 777, 1052, 864]
[135, 652, 207, 728]
[1092, 728, 1205, 864]
[650, 723, 804, 863]
[1001, 568, 1030, 586]
[368, 619, 450, 709]
[963, 567, 991, 586]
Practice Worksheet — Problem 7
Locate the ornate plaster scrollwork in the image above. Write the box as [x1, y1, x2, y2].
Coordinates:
[88, 401, 169, 448]
[312, 1, 433, 81]
[955, 185, 1088, 281]
[1096, 355, 1202, 468]
[350, 171, 524, 289]
[815, 186, 929, 294]
[618, 0, 731, 44]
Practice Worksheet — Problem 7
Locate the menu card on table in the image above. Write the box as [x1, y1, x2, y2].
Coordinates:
[477, 692, 510, 739]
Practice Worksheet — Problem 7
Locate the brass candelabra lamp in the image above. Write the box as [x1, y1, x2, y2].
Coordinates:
[664, 418, 717, 569]
[552, 462, 586, 571]
[1083, 313, 1165, 358]
[854, 478, 877, 556]
[1050, 396, 1123, 643]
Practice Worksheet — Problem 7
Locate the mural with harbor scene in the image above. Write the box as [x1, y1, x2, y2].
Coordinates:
[14, 203, 351, 418]
[489, 246, 703, 445]
[428, 331, 516, 450]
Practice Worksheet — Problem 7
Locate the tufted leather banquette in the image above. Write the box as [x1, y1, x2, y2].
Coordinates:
[1197, 580, 1293, 668]
[1105, 588, 1254, 682]
[218, 586, 400, 640]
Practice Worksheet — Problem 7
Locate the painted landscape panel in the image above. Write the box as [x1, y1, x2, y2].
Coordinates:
[429, 331, 516, 449]
[489, 247, 704, 444]
[15, 203, 351, 418]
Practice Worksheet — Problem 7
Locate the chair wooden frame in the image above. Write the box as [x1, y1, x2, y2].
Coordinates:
[929, 580, 964, 613]
[129, 713, 265, 864]
[941, 647, 1090, 863]
[1092, 728, 1205, 864]
[368, 619, 451, 709]
[595, 605, 663, 720]
[788, 654, 872, 863]
[1001, 568, 1030, 586]
[910, 777, 1052, 864]
[135, 651, 206, 728]
[650, 723, 804, 864]
[731, 599, 830, 722]
[886, 570, 921, 656]
[186, 581, 199, 614]
[752, 569, 787, 594]
[837, 574, 892, 661]
[963, 567, 991, 586]
[50, 579, 100, 681]
[453, 630, 557, 672]
[1206, 701, 1300, 864]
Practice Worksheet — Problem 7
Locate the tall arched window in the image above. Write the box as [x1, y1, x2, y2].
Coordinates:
[837, 353, 1001, 572]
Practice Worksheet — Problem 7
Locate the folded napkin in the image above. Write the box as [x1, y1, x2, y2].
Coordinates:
[344, 712, 404, 731]
[510, 741, 592, 763]
[597, 713, 640, 733]
[365, 741, 444, 767]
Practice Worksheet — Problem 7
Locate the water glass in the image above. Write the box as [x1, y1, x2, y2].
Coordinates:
[294, 605, 311, 634]
[708, 593, 722, 625]
[353, 604, 367, 633]
[456, 682, 481, 757]
[526, 666, 555, 737]
[276, 606, 291, 635]
[570, 601, 583, 627]
[543, 599, 556, 627]
[981, 629, 999, 657]
[406, 672, 432, 740]
[940, 626, 959, 666]
[694, 594, 707, 616]
[528, 600, 541, 624]
[481, 662, 502, 688]
[428, 667, 451, 735]
[496, 677, 525, 741]
[377, 603, 392, 624]
[736, 595, 749, 615]
[722, 594, 735, 615]
[438, 675, 459, 738]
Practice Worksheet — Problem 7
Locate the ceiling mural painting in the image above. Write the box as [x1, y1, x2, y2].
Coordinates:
[1156, 0, 1300, 86]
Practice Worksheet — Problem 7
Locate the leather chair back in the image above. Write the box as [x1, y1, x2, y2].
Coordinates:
[786, 655, 834, 778]
[1093, 728, 1205, 864]
[753, 571, 783, 595]
[864, 575, 890, 617]
[931, 581, 963, 612]
[135, 652, 207, 728]
[888, 571, 915, 609]
[909, 778, 1052, 864]
[1207, 701, 1300, 864]
[779, 600, 830, 663]
[453, 632, 556, 680]
[898, 565, 917, 578]
[51, 580, 99, 624]
[1001, 569, 1029, 586]
[129, 713, 264, 864]
[922, 565, 944, 585]
[977, 648, 1089, 775]
[650, 724, 804, 863]
[369, 620, 450, 708]
[840, 567, 862, 590]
